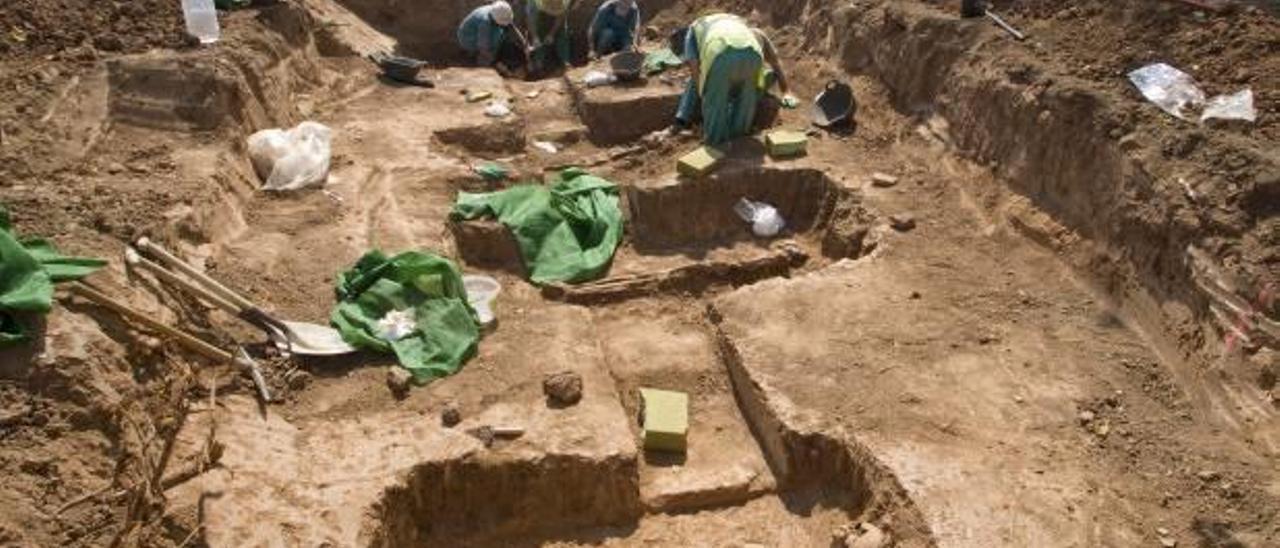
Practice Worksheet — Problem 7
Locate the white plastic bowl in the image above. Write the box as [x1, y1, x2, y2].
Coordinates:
[463, 275, 502, 327]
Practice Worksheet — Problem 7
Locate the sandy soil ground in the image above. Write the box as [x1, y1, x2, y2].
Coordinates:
[0, 0, 1277, 546]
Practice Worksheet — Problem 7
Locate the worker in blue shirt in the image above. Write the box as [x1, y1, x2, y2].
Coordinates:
[457, 1, 528, 72]
[588, 0, 641, 58]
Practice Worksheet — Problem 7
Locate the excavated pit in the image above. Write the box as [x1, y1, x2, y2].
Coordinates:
[14, 0, 1276, 546]
[452, 164, 872, 305]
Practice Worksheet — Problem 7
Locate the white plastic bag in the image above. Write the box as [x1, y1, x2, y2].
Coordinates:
[1201, 89, 1256, 123]
[734, 198, 785, 238]
[1128, 63, 1205, 120]
[246, 121, 332, 191]
[485, 100, 512, 118]
[246, 129, 289, 181]
[583, 70, 616, 88]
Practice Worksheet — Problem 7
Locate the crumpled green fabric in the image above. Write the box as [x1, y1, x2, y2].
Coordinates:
[473, 162, 510, 182]
[331, 251, 479, 383]
[451, 168, 623, 285]
[644, 47, 684, 75]
[0, 206, 106, 347]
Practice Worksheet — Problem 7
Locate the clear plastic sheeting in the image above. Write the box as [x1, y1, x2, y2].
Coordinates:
[1201, 89, 1257, 123]
[246, 122, 333, 191]
[1128, 63, 1256, 124]
[1128, 63, 1205, 120]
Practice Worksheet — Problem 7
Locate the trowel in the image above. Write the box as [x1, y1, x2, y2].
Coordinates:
[130, 239, 356, 357]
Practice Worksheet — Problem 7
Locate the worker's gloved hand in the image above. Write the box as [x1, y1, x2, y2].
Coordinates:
[781, 94, 800, 109]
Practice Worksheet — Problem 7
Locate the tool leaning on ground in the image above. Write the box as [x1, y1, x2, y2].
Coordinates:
[62, 282, 273, 403]
[130, 238, 356, 357]
[961, 0, 1027, 41]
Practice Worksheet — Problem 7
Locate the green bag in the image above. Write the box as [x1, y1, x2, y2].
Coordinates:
[330, 251, 479, 383]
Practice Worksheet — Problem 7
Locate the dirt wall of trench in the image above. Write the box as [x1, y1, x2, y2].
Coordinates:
[682, 0, 1279, 426]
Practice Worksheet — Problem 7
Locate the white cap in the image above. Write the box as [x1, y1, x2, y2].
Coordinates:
[491, 1, 515, 26]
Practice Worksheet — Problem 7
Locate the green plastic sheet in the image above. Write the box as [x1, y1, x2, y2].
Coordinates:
[451, 168, 623, 285]
[644, 47, 684, 75]
[0, 206, 106, 347]
[330, 251, 479, 383]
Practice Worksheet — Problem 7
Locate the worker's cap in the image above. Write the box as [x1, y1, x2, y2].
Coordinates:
[491, 1, 515, 26]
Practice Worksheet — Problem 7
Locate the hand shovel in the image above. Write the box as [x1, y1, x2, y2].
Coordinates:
[131, 239, 356, 357]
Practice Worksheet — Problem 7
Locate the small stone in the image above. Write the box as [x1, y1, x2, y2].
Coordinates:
[870, 172, 899, 187]
[889, 214, 916, 232]
[386, 367, 413, 399]
[543, 371, 583, 407]
[1157, 527, 1170, 536]
[106, 162, 125, 174]
[1094, 421, 1111, 437]
[1160, 537, 1177, 548]
[909, 291, 922, 300]
[440, 403, 461, 428]
[1197, 470, 1220, 482]
[1078, 410, 1096, 424]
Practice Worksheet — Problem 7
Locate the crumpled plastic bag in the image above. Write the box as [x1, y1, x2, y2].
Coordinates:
[1128, 63, 1256, 124]
[1201, 89, 1256, 123]
[583, 70, 616, 88]
[1128, 63, 1205, 120]
[734, 198, 785, 238]
[247, 121, 332, 191]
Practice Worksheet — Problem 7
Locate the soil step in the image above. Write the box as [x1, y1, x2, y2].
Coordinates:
[593, 305, 777, 514]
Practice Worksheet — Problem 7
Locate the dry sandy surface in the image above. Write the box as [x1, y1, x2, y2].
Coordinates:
[0, 0, 1277, 546]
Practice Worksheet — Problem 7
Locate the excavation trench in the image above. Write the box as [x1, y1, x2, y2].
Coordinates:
[51, 0, 1274, 546]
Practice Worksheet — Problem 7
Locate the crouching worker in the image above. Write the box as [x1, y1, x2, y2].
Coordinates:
[589, 0, 641, 58]
[527, 0, 574, 74]
[671, 13, 798, 145]
[458, 1, 529, 75]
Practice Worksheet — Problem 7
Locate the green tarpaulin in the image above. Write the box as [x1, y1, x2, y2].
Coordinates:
[451, 168, 623, 285]
[644, 47, 684, 75]
[330, 251, 479, 383]
[0, 206, 106, 347]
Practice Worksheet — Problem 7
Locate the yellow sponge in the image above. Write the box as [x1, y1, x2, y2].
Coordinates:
[640, 388, 689, 453]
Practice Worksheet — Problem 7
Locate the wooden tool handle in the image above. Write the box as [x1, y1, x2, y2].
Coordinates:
[66, 282, 233, 363]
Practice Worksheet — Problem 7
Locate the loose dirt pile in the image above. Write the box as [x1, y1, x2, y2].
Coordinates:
[0, 0, 186, 58]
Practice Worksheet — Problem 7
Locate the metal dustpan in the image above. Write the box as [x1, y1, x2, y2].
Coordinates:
[131, 239, 356, 357]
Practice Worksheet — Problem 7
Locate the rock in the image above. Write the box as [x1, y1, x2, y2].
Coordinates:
[106, 162, 125, 174]
[1197, 470, 1220, 482]
[844, 522, 889, 548]
[1160, 537, 1178, 547]
[440, 402, 461, 428]
[1078, 410, 1096, 424]
[644, 25, 661, 41]
[1157, 527, 1170, 536]
[543, 371, 583, 407]
[284, 369, 311, 391]
[870, 172, 899, 188]
[889, 214, 916, 232]
[386, 367, 413, 399]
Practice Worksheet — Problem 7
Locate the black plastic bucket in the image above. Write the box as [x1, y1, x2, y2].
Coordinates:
[812, 80, 856, 129]
[610, 51, 646, 81]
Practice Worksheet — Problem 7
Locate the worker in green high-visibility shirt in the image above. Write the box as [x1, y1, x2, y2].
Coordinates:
[527, 0, 574, 74]
[670, 13, 797, 145]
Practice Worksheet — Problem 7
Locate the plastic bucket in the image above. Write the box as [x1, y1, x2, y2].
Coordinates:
[610, 51, 646, 81]
[812, 80, 856, 129]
